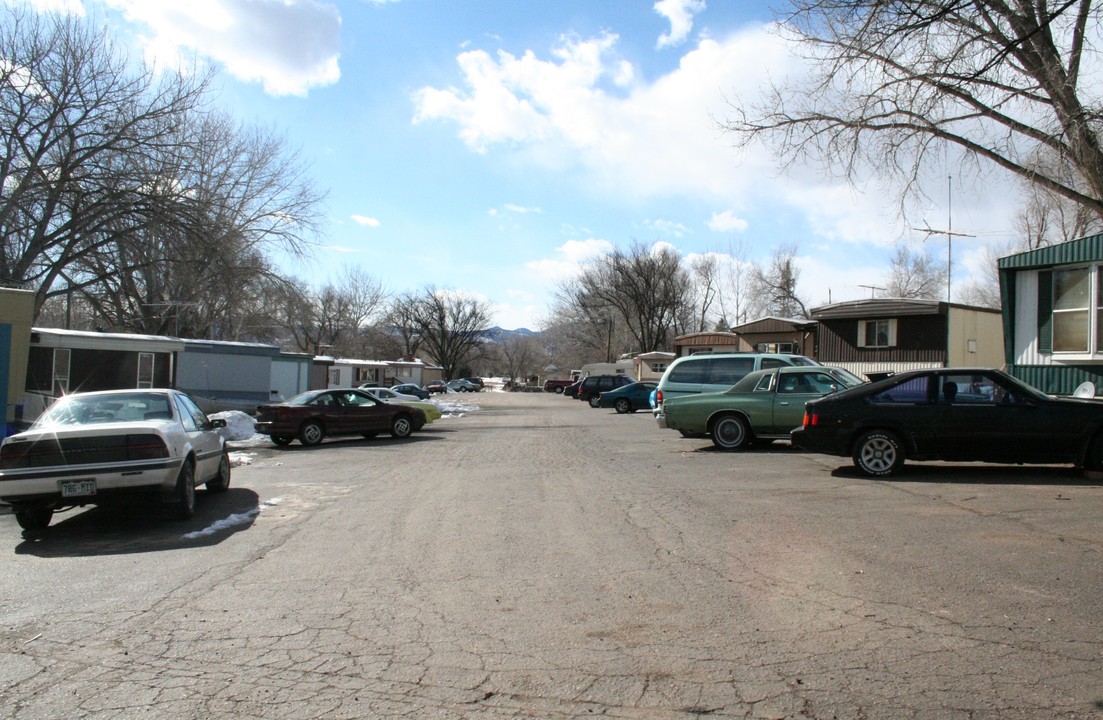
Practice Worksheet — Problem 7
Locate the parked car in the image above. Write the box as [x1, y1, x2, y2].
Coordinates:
[255, 388, 426, 447]
[658, 366, 866, 450]
[577, 374, 635, 407]
[654, 353, 820, 407]
[359, 385, 423, 403]
[791, 367, 1103, 476]
[356, 387, 440, 425]
[391, 383, 430, 400]
[447, 379, 481, 393]
[465, 377, 485, 389]
[0, 389, 231, 532]
[564, 380, 583, 398]
[597, 381, 658, 414]
[543, 379, 575, 394]
[426, 380, 448, 394]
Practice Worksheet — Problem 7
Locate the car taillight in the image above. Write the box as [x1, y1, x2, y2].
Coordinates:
[0, 442, 29, 469]
[803, 412, 818, 428]
[128, 434, 170, 460]
[655, 390, 664, 405]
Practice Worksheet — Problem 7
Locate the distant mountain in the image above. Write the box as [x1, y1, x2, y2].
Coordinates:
[481, 326, 540, 342]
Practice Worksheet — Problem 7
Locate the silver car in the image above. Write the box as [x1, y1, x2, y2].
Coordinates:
[0, 389, 230, 532]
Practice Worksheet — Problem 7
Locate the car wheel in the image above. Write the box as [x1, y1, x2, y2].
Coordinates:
[271, 435, 294, 446]
[206, 451, 232, 493]
[299, 420, 325, 446]
[711, 414, 750, 451]
[172, 461, 197, 520]
[614, 398, 632, 414]
[391, 415, 414, 439]
[588, 395, 601, 408]
[853, 430, 904, 476]
[13, 504, 54, 532]
[555, 386, 564, 394]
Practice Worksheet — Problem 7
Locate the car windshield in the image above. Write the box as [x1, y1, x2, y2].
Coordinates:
[34, 392, 173, 428]
[285, 390, 325, 405]
[831, 368, 867, 387]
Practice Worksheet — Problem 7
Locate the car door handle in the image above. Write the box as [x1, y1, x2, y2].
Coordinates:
[779, 401, 790, 406]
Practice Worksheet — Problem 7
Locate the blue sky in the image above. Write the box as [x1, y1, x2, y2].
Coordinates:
[22, 0, 1023, 330]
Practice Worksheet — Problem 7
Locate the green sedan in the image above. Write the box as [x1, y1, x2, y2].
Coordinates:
[656, 366, 866, 450]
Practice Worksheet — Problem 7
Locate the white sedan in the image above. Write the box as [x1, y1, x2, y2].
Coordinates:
[358, 386, 423, 403]
[0, 389, 231, 532]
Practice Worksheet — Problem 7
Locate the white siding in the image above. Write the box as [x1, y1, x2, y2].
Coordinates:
[271, 358, 310, 400]
[1013, 270, 1049, 365]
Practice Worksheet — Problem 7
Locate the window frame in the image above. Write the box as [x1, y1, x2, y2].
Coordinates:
[857, 319, 897, 348]
[52, 348, 71, 396]
[1047, 265, 1103, 357]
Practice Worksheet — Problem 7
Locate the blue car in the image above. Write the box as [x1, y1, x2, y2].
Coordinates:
[596, 381, 658, 414]
[391, 383, 430, 400]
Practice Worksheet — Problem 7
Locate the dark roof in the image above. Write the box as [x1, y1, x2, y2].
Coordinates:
[730, 316, 816, 333]
[998, 233, 1103, 270]
[810, 297, 1000, 320]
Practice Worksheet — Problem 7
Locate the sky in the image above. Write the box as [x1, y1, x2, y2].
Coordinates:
[17, 0, 1026, 330]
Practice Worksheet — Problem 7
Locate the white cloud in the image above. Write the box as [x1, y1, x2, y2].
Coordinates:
[654, 0, 706, 49]
[413, 22, 1028, 282]
[351, 214, 381, 227]
[707, 210, 748, 233]
[646, 219, 690, 237]
[101, 0, 341, 96]
[558, 238, 615, 262]
[503, 203, 542, 214]
[413, 32, 625, 153]
[412, 28, 795, 203]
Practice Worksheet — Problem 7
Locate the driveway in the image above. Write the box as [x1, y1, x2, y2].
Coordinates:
[1, 390, 1101, 718]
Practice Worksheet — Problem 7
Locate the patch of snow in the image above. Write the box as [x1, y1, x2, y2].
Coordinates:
[182, 497, 283, 540]
[229, 451, 254, 467]
[432, 398, 479, 416]
[210, 410, 259, 441]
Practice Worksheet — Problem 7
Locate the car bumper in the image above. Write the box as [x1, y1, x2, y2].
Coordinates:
[655, 411, 668, 429]
[0, 457, 185, 504]
[789, 426, 844, 455]
[254, 421, 295, 436]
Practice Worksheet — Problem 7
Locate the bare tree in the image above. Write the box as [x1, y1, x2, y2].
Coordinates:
[408, 287, 493, 379]
[750, 244, 809, 318]
[283, 268, 386, 356]
[724, 1, 1103, 221]
[497, 333, 544, 389]
[0, 8, 212, 314]
[555, 242, 695, 355]
[716, 237, 757, 328]
[688, 253, 722, 333]
[957, 242, 1009, 309]
[1018, 177, 1103, 249]
[882, 245, 947, 299]
[384, 290, 425, 358]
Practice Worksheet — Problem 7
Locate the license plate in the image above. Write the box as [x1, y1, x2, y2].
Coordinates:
[61, 480, 97, 497]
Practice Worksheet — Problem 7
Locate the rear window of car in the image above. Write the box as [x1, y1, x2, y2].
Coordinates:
[706, 357, 755, 385]
[870, 376, 929, 404]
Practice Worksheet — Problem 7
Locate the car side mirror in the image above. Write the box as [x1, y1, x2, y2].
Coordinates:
[209, 418, 227, 429]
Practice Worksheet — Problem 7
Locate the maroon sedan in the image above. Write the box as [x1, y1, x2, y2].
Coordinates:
[255, 388, 426, 447]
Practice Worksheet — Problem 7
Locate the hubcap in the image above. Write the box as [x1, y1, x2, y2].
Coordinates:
[861, 439, 895, 471]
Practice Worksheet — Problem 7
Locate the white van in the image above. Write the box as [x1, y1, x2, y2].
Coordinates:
[654, 353, 819, 407]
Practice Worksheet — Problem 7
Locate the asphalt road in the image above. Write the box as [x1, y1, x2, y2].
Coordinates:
[1, 390, 1102, 719]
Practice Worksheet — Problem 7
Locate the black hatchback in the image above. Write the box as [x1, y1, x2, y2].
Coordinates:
[791, 367, 1103, 476]
[577, 375, 635, 407]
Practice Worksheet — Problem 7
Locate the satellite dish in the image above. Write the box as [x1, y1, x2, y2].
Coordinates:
[1073, 381, 1096, 399]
